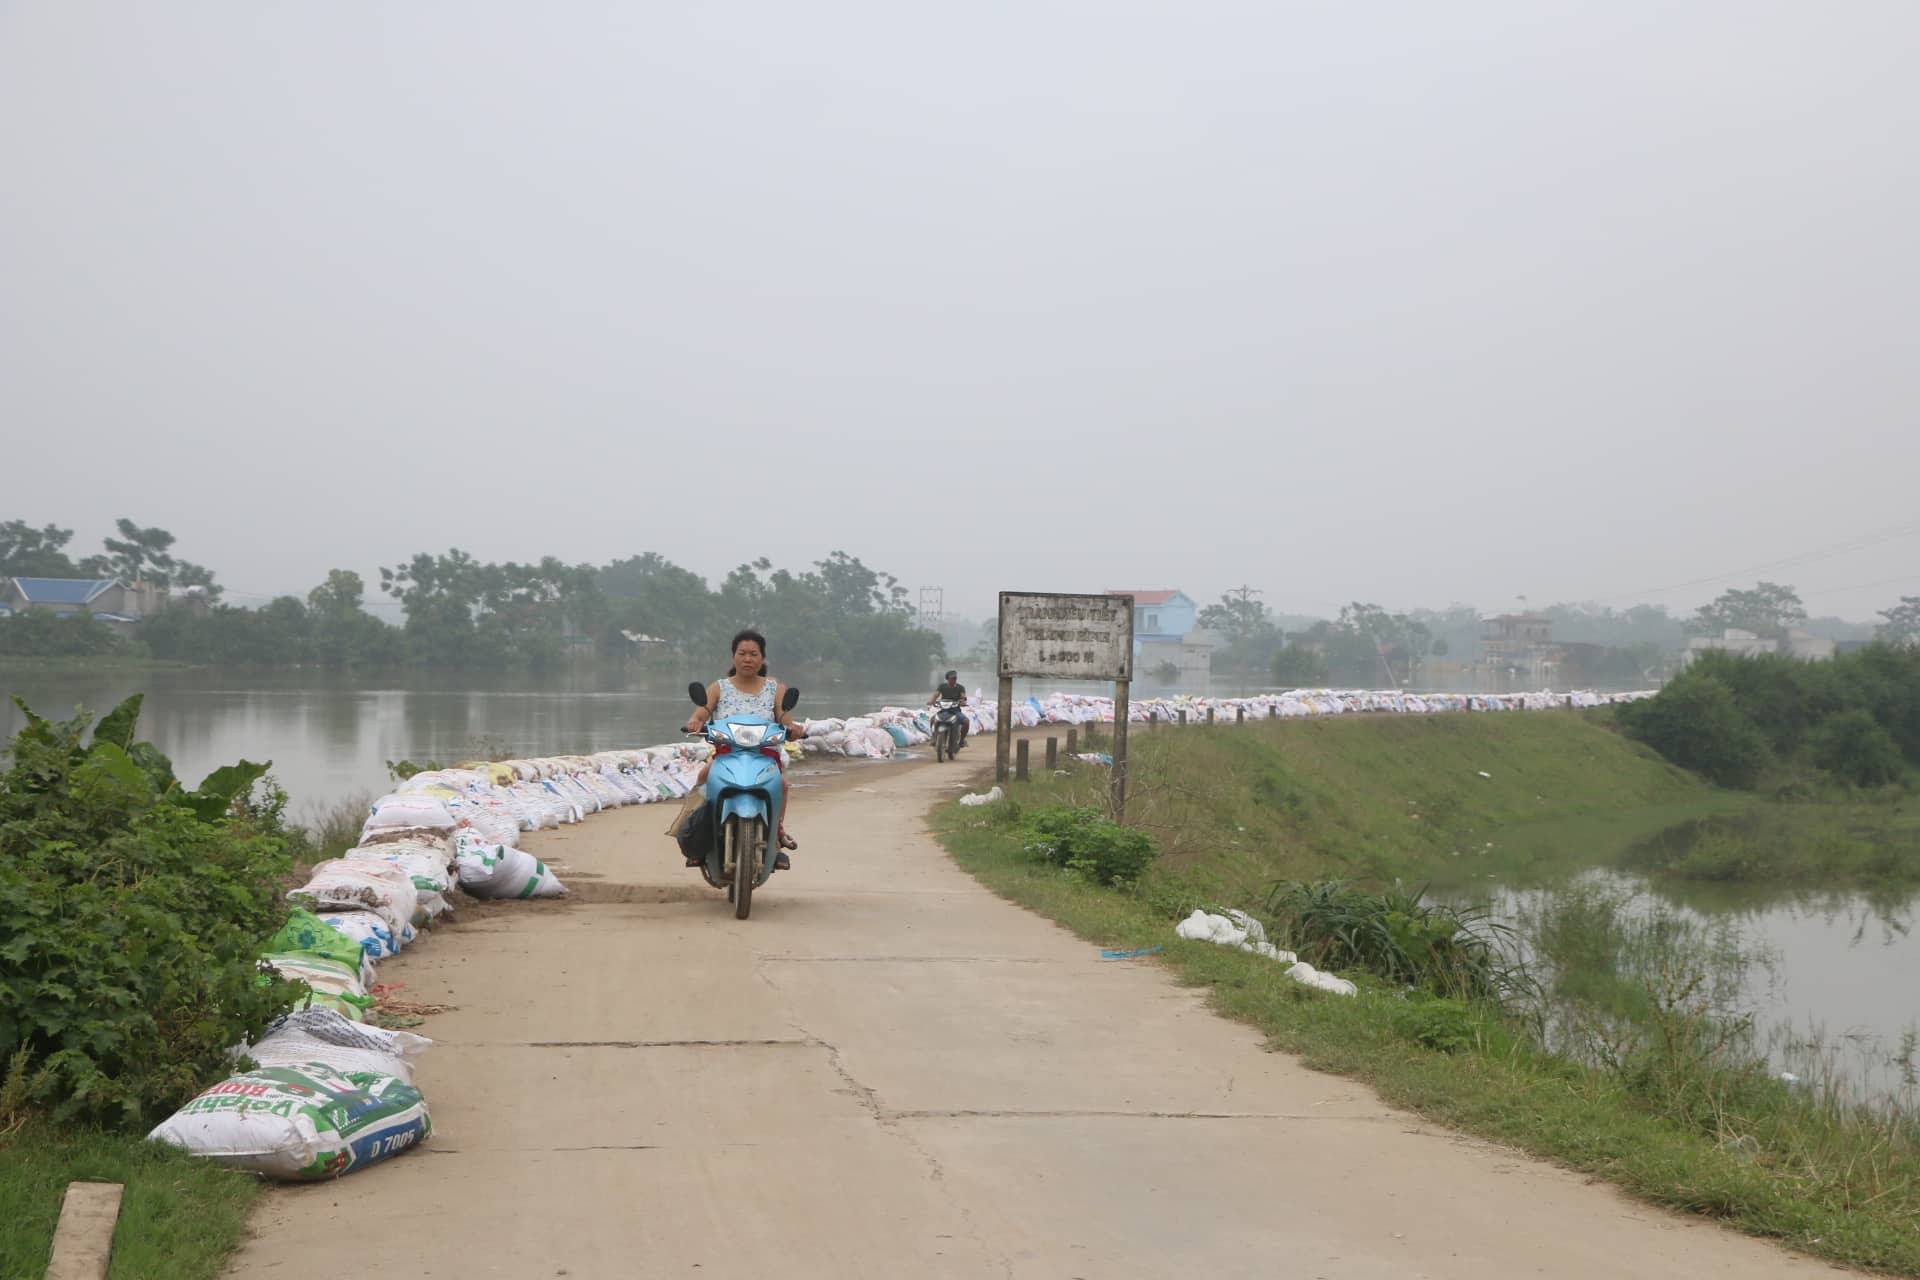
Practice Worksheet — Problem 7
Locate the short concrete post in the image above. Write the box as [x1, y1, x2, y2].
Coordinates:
[1236, 706, 1246, 725]
[1015, 739, 1030, 782]
[46, 1181, 124, 1280]
[1067, 726, 1079, 754]
[1046, 736, 1058, 771]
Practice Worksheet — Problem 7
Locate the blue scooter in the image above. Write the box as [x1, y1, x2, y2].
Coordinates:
[683, 681, 800, 919]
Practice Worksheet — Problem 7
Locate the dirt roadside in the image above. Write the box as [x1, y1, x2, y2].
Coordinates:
[223, 746, 1854, 1279]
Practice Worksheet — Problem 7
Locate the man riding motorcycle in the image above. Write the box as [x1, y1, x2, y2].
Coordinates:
[927, 670, 968, 749]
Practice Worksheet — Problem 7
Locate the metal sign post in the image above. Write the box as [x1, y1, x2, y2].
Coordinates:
[995, 591, 1135, 817]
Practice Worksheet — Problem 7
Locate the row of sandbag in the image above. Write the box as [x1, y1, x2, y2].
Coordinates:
[145, 749, 714, 1180]
[791, 687, 1657, 756]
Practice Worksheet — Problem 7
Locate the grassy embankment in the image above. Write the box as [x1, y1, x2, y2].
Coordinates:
[0, 1124, 259, 1280]
[935, 712, 1920, 1274]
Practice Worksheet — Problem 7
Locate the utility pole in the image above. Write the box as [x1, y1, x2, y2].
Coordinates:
[1226, 584, 1262, 606]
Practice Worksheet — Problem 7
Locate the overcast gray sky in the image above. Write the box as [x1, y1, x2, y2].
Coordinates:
[4, 1, 1917, 623]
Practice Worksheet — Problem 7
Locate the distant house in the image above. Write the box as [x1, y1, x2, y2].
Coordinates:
[1479, 613, 1560, 683]
[0, 578, 164, 635]
[1108, 589, 1211, 686]
[1682, 627, 1835, 666]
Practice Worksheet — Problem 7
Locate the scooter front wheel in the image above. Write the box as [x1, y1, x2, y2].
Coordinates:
[732, 816, 763, 920]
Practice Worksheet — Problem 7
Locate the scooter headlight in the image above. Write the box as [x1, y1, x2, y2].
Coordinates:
[727, 722, 768, 748]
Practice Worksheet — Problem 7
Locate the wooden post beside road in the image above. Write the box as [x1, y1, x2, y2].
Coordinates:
[1016, 739, 1030, 782]
[1067, 726, 1079, 754]
[1112, 679, 1131, 818]
[1236, 706, 1245, 725]
[995, 675, 1013, 783]
[1179, 708, 1188, 727]
[1207, 706, 1215, 726]
[1045, 736, 1058, 771]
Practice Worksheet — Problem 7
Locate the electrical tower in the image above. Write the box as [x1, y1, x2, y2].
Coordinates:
[918, 587, 944, 627]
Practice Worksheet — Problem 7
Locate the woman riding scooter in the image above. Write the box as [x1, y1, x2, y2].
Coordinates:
[683, 630, 804, 868]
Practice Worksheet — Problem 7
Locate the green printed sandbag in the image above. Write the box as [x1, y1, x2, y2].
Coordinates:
[267, 909, 366, 975]
[259, 950, 376, 1020]
[149, 1063, 432, 1180]
[883, 723, 912, 747]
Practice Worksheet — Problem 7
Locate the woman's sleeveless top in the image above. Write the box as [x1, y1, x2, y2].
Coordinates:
[716, 677, 777, 720]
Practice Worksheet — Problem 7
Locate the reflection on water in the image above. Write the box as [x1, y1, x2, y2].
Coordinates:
[1480, 869, 1919, 1109]
[0, 666, 999, 812]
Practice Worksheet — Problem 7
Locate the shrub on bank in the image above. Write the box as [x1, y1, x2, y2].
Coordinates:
[0, 696, 298, 1128]
[1621, 646, 1920, 791]
[1809, 709, 1905, 789]
[1263, 879, 1516, 1002]
[1020, 805, 1159, 887]
[1615, 671, 1773, 788]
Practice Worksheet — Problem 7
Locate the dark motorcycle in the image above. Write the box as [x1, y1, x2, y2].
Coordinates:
[931, 699, 966, 763]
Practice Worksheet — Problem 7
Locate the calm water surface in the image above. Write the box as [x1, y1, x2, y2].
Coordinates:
[0, 665, 1124, 809]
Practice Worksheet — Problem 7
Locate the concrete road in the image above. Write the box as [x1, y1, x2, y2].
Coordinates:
[226, 752, 1849, 1279]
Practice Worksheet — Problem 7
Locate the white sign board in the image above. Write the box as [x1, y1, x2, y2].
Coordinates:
[998, 592, 1134, 681]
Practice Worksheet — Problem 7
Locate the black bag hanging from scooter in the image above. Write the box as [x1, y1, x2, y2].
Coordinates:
[672, 795, 713, 861]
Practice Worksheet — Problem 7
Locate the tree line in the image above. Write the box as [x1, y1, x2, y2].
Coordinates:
[0, 518, 942, 675]
[1192, 580, 1920, 688]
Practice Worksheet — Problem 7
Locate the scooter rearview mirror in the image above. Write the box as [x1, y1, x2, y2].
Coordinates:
[782, 687, 801, 711]
[687, 682, 707, 707]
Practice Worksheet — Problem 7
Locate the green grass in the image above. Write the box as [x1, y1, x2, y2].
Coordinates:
[300, 790, 372, 864]
[0, 1124, 260, 1280]
[936, 720, 1920, 1275]
[1620, 796, 1920, 888]
[1074, 713, 1917, 897]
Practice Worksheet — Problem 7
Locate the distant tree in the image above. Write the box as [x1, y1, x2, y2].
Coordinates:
[1878, 596, 1920, 647]
[305, 569, 400, 668]
[600, 552, 717, 651]
[172, 560, 224, 602]
[1270, 643, 1330, 686]
[0, 520, 81, 577]
[1330, 602, 1432, 686]
[1198, 593, 1283, 675]
[100, 518, 178, 587]
[1688, 581, 1806, 640]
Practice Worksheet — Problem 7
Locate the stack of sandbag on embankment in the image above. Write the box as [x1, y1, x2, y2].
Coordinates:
[150, 747, 728, 1179]
[790, 685, 1657, 758]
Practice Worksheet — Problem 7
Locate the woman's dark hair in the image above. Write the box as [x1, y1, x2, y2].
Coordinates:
[726, 628, 769, 678]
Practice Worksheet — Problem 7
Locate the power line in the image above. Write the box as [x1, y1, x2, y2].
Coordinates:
[1594, 518, 1920, 604]
[1798, 573, 1920, 601]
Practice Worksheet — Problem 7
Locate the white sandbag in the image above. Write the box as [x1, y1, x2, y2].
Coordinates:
[452, 804, 522, 846]
[289, 860, 421, 937]
[346, 845, 456, 920]
[1174, 909, 1298, 963]
[453, 831, 566, 899]
[362, 793, 457, 837]
[958, 786, 1004, 807]
[240, 1008, 431, 1084]
[316, 911, 403, 959]
[148, 1063, 432, 1181]
[1285, 960, 1358, 996]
